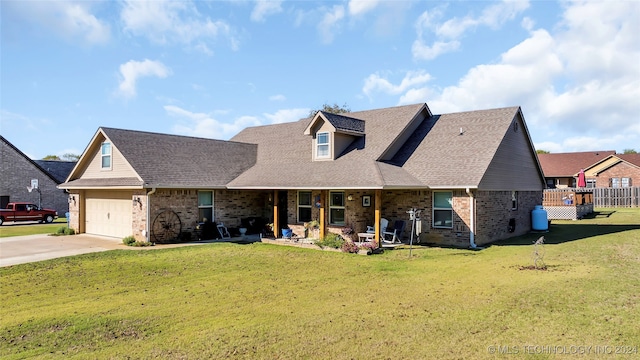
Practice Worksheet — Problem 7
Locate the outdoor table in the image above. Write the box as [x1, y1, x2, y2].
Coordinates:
[357, 232, 375, 243]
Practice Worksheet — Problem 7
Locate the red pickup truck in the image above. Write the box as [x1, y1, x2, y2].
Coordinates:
[0, 202, 58, 225]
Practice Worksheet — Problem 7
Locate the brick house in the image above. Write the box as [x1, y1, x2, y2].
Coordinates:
[582, 154, 640, 188]
[538, 151, 615, 188]
[60, 103, 545, 248]
[0, 135, 74, 216]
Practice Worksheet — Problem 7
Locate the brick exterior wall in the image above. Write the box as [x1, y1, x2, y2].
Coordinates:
[67, 187, 541, 247]
[594, 162, 640, 188]
[1, 140, 69, 217]
[474, 190, 542, 246]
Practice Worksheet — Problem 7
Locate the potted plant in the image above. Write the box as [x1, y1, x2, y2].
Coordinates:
[304, 220, 320, 238]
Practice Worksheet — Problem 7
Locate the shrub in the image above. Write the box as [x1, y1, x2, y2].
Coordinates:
[52, 227, 76, 236]
[122, 236, 136, 246]
[315, 232, 345, 249]
[341, 240, 359, 253]
[131, 241, 153, 247]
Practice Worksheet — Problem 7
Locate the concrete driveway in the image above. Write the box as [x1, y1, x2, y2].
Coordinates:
[0, 233, 258, 267]
[0, 234, 128, 267]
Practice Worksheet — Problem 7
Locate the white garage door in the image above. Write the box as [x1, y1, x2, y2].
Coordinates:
[85, 191, 133, 238]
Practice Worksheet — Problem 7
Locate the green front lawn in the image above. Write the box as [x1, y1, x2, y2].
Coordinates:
[1, 209, 639, 359]
[0, 218, 67, 238]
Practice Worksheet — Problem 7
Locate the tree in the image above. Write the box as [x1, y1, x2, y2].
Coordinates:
[309, 102, 351, 117]
[622, 149, 638, 154]
[62, 153, 80, 161]
[536, 149, 550, 154]
[42, 155, 61, 160]
[41, 153, 80, 161]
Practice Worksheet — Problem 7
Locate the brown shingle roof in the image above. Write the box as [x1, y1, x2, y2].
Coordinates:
[396, 107, 526, 187]
[99, 128, 257, 188]
[538, 151, 615, 177]
[616, 153, 640, 167]
[320, 112, 365, 134]
[228, 104, 426, 189]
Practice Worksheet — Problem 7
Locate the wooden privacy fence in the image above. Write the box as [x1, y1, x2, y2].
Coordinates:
[592, 187, 640, 208]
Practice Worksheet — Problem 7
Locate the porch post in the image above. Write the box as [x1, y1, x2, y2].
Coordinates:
[374, 189, 382, 247]
[319, 190, 326, 239]
[273, 190, 279, 237]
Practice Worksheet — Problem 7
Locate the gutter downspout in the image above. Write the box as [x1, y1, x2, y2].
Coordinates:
[466, 188, 477, 249]
[146, 187, 157, 242]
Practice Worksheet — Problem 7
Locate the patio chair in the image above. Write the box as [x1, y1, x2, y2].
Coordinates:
[382, 220, 406, 244]
[217, 223, 231, 239]
[366, 218, 389, 234]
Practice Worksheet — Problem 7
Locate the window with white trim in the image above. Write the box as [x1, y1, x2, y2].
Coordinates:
[316, 132, 330, 159]
[198, 191, 214, 222]
[611, 178, 621, 188]
[622, 177, 632, 188]
[433, 191, 453, 228]
[329, 191, 345, 225]
[101, 142, 112, 169]
[298, 191, 312, 222]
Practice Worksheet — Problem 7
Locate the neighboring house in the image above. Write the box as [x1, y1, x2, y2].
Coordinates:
[60, 103, 545, 248]
[0, 135, 74, 216]
[538, 151, 615, 188]
[582, 154, 640, 188]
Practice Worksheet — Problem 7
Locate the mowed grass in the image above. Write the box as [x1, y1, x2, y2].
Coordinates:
[1, 209, 639, 359]
[0, 218, 67, 238]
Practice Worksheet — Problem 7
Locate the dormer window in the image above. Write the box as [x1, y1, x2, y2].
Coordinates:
[101, 142, 112, 169]
[316, 132, 330, 159]
[304, 111, 365, 161]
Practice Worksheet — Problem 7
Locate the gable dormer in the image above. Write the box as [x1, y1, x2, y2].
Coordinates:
[303, 111, 365, 161]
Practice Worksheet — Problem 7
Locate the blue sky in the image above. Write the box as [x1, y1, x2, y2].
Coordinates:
[1, 0, 639, 160]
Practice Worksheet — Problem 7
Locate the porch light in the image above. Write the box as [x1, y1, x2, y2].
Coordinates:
[347, 194, 354, 201]
[68, 195, 76, 205]
[133, 197, 142, 207]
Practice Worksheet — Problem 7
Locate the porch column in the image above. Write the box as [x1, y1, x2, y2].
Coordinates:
[374, 189, 381, 247]
[273, 190, 279, 237]
[319, 190, 326, 239]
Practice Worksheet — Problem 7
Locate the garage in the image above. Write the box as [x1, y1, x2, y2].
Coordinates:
[85, 190, 133, 239]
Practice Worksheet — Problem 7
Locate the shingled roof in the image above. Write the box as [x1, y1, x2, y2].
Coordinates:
[538, 151, 615, 177]
[34, 160, 76, 183]
[319, 112, 365, 134]
[228, 104, 428, 189]
[229, 104, 543, 190]
[61, 103, 544, 191]
[62, 128, 257, 189]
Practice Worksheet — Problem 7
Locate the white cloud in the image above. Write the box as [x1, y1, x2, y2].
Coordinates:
[263, 108, 309, 124]
[251, 0, 283, 22]
[4, 0, 110, 44]
[166, 106, 309, 139]
[411, 40, 460, 61]
[318, 5, 345, 44]
[413, 0, 529, 60]
[120, 0, 237, 53]
[348, 0, 380, 16]
[404, 1, 640, 152]
[116, 59, 171, 99]
[269, 94, 286, 101]
[363, 70, 433, 100]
